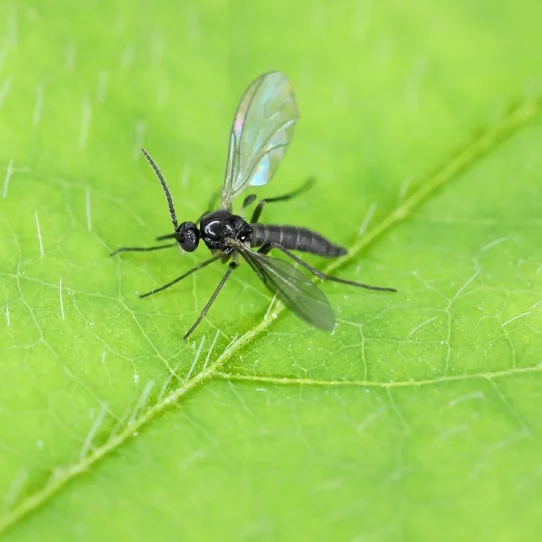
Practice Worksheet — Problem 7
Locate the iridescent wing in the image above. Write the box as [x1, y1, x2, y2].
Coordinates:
[237, 244, 335, 330]
[221, 72, 299, 210]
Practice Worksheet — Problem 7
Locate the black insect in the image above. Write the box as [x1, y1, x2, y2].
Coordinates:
[111, 71, 396, 340]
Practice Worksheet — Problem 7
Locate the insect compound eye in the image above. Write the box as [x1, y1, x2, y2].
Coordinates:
[177, 222, 200, 252]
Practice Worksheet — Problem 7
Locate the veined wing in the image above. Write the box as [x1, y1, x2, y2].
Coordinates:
[222, 72, 299, 210]
[237, 244, 335, 331]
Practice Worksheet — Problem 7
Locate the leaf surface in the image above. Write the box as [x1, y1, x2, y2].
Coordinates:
[1, 1, 541, 541]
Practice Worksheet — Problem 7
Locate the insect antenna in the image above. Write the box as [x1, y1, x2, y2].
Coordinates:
[141, 147, 179, 230]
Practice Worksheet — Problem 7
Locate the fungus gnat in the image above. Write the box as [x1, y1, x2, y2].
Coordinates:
[111, 71, 396, 340]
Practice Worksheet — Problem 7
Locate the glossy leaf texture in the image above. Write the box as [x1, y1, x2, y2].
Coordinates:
[0, 1, 541, 541]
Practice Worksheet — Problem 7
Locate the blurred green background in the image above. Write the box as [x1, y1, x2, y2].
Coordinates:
[1, 1, 542, 540]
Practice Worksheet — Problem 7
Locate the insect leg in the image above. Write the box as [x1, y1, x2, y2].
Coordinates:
[250, 177, 315, 223]
[110, 243, 177, 256]
[258, 242, 397, 292]
[155, 233, 177, 241]
[183, 262, 237, 340]
[139, 252, 224, 299]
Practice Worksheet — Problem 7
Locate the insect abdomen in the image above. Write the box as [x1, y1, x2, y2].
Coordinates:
[250, 224, 347, 257]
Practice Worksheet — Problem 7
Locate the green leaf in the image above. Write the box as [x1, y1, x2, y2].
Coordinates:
[1, 1, 541, 541]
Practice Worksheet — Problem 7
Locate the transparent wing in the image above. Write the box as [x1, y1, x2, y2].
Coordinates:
[222, 72, 299, 209]
[237, 245, 335, 330]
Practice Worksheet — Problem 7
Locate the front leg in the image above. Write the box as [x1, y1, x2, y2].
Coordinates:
[110, 242, 177, 256]
[139, 251, 224, 298]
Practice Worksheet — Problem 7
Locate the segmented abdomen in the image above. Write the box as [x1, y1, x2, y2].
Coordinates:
[250, 224, 347, 257]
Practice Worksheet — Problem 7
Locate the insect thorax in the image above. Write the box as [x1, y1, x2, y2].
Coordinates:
[200, 210, 252, 250]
